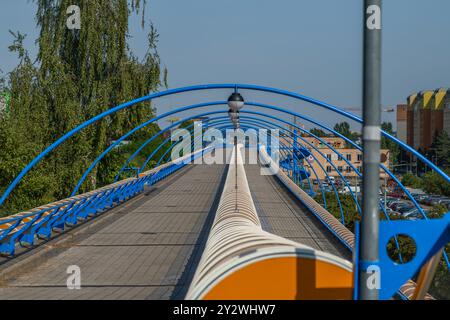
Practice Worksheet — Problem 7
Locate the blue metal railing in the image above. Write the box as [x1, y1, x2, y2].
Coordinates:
[0, 149, 209, 256]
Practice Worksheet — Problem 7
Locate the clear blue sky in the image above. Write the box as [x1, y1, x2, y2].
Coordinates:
[1, 0, 449, 130]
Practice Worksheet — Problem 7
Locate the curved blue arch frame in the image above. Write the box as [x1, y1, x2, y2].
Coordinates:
[147, 116, 409, 263]
[209, 119, 350, 223]
[145, 118, 329, 214]
[125, 112, 320, 198]
[141, 115, 351, 222]
[125, 108, 363, 218]
[3, 83, 449, 207]
[166, 117, 348, 223]
[1, 82, 448, 297]
[108, 99, 434, 231]
[1, 82, 448, 300]
[205, 122, 326, 203]
[158, 119, 316, 199]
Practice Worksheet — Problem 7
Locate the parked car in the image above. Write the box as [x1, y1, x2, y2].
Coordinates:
[429, 197, 449, 206]
[412, 194, 428, 203]
[422, 195, 441, 206]
[388, 201, 404, 210]
[403, 209, 421, 220]
[388, 191, 404, 199]
[438, 200, 450, 210]
[383, 207, 398, 216]
[397, 205, 415, 214]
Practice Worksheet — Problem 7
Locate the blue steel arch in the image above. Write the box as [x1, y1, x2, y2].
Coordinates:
[201, 117, 351, 223]
[123, 100, 442, 227]
[155, 119, 317, 197]
[155, 120, 323, 202]
[204, 120, 407, 264]
[0, 84, 448, 299]
[130, 112, 353, 217]
[2, 83, 449, 207]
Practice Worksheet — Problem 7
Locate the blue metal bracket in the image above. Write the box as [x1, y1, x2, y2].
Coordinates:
[355, 213, 450, 300]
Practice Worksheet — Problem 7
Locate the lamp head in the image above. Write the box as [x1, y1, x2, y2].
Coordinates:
[228, 92, 244, 112]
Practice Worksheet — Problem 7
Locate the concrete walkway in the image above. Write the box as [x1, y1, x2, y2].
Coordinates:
[0, 164, 227, 300]
[0, 160, 350, 300]
[245, 164, 350, 260]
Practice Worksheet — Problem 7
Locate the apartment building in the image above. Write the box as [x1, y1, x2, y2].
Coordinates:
[397, 88, 450, 151]
[299, 137, 390, 181]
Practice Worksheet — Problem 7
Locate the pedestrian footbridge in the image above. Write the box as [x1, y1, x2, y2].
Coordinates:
[0, 85, 448, 300]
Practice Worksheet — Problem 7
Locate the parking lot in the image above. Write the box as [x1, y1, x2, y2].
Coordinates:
[307, 178, 450, 221]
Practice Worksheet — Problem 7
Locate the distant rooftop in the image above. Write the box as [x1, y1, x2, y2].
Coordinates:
[407, 88, 449, 109]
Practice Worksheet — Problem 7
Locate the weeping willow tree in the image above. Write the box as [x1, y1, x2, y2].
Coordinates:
[0, 0, 168, 215]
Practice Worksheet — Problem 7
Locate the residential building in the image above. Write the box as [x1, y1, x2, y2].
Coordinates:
[398, 88, 450, 151]
[298, 137, 390, 181]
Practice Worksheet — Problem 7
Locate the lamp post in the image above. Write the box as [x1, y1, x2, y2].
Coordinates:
[360, 0, 382, 300]
[229, 92, 244, 184]
[228, 92, 244, 131]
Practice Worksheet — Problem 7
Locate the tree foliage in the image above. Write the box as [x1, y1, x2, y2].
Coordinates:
[422, 170, 450, 197]
[333, 121, 359, 148]
[401, 172, 423, 189]
[381, 122, 399, 165]
[314, 192, 360, 232]
[433, 130, 450, 168]
[0, 0, 167, 216]
[309, 128, 329, 137]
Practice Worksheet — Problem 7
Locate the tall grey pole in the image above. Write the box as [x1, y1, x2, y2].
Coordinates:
[359, 0, 382, 300]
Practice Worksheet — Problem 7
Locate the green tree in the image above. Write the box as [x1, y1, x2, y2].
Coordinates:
[381, 122, 399, 165]
[333, 121, 358, 148]
[401, 172, 423, 189]
[433, 130, 450, 168]
[310, 128, 328, 137]
[314, 192, 360, 232]
[0, 1, 167, 216]
[421, 170, 450, 197]
[179, 120, 194, 130]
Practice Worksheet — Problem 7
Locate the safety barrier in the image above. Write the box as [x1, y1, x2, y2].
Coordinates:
[0, 148, 210, 256]
[186, 144, 353, 300]
[258, 145, 433, 300]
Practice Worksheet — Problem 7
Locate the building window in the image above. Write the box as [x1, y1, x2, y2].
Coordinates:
[346, 166, 352, 173]
[326, 166, 332, 173]
[358, 166, 363, 173]
[327, 154, 331, 160]
[357, 154, 363, 161]
[346, 154, 352, 161]
[338, 166, 343, 172]
[338, 155, 343, 161]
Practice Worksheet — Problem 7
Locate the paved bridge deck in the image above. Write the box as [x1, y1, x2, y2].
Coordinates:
[245, 164, 350, 259]
[0, 162, 349, 300]
[0, 164, 227, 300]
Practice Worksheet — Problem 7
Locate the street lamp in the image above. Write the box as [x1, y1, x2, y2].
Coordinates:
[228, 109, 240, 121]
[228, 92, 245, 112]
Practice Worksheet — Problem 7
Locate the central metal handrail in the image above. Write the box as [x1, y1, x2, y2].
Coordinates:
[186, 144, 353, 300]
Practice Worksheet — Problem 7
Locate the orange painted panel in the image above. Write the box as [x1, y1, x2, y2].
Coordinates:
[203, 257, 353, 300]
